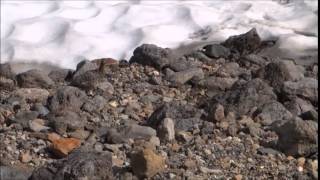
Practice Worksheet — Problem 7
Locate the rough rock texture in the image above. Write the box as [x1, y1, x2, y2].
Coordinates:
[129, 44, 174, 69]
[274, 118, 318, 157]
[131, 148, 166, 178]
[30, 150, 113, 180]
[16, 69, 54, 88]
[222, 28, 261, 56]
[282, 78, 318, 104]
[48, 86, 87, 113]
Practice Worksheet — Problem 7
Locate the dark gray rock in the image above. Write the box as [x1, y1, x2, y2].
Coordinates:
[284, 97, 315, 116]
[253, 101, 292, 126]
[300, 110, 318, 122]
[8, 111, 39, 129]
[203, 44, 230, 58]
[216, 62, 243, 78]
[30, 149, 114, 180]
[119, 124, 156, 141]
[198, 76, 237, 91]
[257, 147, 280, 156]
[0, 166, 31, 180]
[47, 111, 85, 135]
[273, 118, 318, 157]
[282, 78, 318, 104]
[16, 69, 54, 88]
[82, 95, 107, 114]
[49, 69, 73, 83]
[222, 28, 261, 56]
[166, 68, 204, 85]
[31, 103, 50, 117]
[95, 80, 114, 97]
[168, 57, 202, 72]
[147, 102, 203, 131]
[73, 60, 99, 79]
[129, 44, 174, 70]
[48, 86, 87, 113]
[212, 78, 277, 117]
[262, 60, 304, 92]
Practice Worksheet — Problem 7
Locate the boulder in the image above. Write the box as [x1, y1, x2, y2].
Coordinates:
[16, 69, 54, 88]
[203, 44, 230, 58]
[273, 118, 318, 157]
[222, 28, 261, 56]
[282, 78, 318, 104]
[129, 44, 174, 70]
[48, 86, 87, 113]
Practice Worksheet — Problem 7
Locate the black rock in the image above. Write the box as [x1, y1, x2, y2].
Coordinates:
[203, 44, 230, 58]
[73, 60, 99, 79]
[168, 57, 202, 72]
[16, 69, 54, 88]
[48, 86, 87, 113]
[30, 149, 114, 180]
[222, 28, 261, 56]
[129, 44, 174, 70]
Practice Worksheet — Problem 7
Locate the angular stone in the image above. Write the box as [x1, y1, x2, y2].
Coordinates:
[73, 60, 99, 79]
[253, 101, 292, 126]
[50, 137, 81, 158]
[167, 68, 204, 85]
[222, 28, 261, 56]
[284, 97, 315, 116]
[207, 103, 225, 123]
[16, 69, 54, 88]
[216, 62, 243, 78]
[147, 102, 203, 131]
[274, 118, 318, 157]
[157, 118, 175, 142]
[282, 78, 318, 103]
[9, 111, 39, 129]
[203, 44, 230, 58]
[119, 124, 157, 141]
[131, 148, 166, 178]
[300, 110, 318, 122]
[212, 78, 277, 117]
[263, 60, 304, 92]
[48, 69, 72, 83]
[129, 44, 174, 70]
[48, 86, 87, 113]
[198, 76, 237, 91]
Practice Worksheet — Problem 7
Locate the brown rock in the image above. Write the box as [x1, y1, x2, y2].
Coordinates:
[51, 137, 81, 158]
[234, 174, 243, 180]
[20, 151, 32, 163]
[131, 148, 166, 178]
[208, 103, 225, 122]
[47, 132, 61, 142]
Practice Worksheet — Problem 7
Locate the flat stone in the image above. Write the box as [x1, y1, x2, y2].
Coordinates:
[16, 69, 54, 88]
[50, 137, 81, 158]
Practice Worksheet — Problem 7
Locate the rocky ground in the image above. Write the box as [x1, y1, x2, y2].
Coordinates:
[0, 28, 318, 180]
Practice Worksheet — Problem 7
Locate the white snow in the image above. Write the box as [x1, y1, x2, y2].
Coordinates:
[1, 0, 318, 69]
